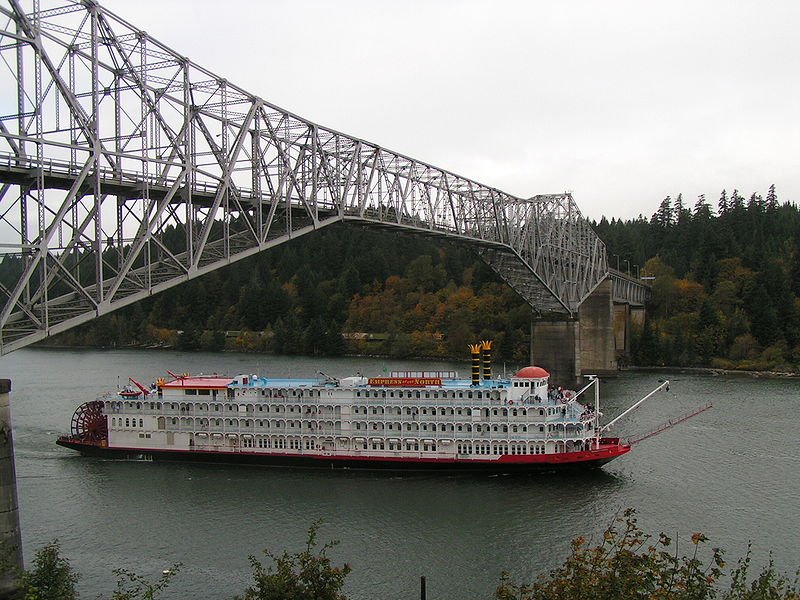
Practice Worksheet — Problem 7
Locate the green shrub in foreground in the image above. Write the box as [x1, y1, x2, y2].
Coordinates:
[495, 508, 799, 600]
[8, 511, 800, 600]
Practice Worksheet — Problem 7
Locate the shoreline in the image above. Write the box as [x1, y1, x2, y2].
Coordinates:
[624, 365, 800, 379]
[30, 342, 800, 378]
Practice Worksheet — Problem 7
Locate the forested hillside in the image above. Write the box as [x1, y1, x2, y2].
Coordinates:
[7, 185, 799, 371]
[596, 186, 800, 371]
[28, 226, 534, 361]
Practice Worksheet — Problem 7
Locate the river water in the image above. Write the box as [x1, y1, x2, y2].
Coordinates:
[2, 348, 799, 599]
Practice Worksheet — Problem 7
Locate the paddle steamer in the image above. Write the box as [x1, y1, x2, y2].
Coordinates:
[57, 342, 640, 471]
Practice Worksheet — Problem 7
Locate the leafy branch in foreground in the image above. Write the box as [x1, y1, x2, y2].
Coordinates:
[18, 540, 79, 600]
[495, 508, 799, 600]
[8, 512, 799, 600]
[110, 563, 181, 600]
[234, 520, 351, 600]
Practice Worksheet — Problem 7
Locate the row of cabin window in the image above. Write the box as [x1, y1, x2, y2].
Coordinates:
[214, 436, 436, 453]
[155, 417, 587, 436]
[354, 422, 556, 434]
[352, 406, 548, 418]
[134, 403, 333, 414]
[146, 416, 588, 437]
[355, 440, 435, 452]
[168, 418, 327, 429]
[354, 389, 498, 400]
[116, 401, 567, 419]
[457, 443, 546, 455]
[164, 418, 554, 434]
[236, 389, 499, 401]
[229, 389, 316, 399]
[111, 417, 143, 428]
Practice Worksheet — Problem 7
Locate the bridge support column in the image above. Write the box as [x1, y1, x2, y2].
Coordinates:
[0, 379, 22, 597]
[613, 303, 631, 358]
[530, 319, 580, 383]
[532, 279, 618, 383]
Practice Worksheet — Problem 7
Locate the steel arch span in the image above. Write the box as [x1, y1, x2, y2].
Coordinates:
[0, 0, 616, 355]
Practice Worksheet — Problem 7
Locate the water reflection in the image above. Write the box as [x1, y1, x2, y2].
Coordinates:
[3, 348, 798, 600]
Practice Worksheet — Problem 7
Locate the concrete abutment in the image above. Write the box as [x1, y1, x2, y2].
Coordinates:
[532, 278, 640, 383]
[0, 379, 22, 598]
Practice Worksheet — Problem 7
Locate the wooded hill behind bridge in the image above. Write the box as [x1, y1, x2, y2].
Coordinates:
[7, 185, 799, 372]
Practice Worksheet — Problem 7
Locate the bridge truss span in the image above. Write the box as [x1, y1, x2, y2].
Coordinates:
[0, 0, 613, 354]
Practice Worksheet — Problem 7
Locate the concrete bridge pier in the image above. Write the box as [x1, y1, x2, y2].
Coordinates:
[0, 379, 22, 597]
[531, 279, 619, 384]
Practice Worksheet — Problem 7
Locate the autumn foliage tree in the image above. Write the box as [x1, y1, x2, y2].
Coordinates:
[494, 509, 799, 600]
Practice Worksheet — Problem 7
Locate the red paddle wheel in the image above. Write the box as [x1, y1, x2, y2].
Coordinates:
[69, 400, 108, 444]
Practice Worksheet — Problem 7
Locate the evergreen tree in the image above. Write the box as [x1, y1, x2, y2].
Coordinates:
[693, 194, 711, 218]
[731, 189, 744, 211]
[743, 278, 781, 347]
[766, 183, 778, 210]
[652, 196, 673, 227]
[718, 189, 728, 215]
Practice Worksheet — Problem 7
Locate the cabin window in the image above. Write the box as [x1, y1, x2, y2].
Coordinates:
[125, 418, 130, 427]
[139, 419, 143, 427]
[186, 389, 197, 396]
[199, 389, 210, 396]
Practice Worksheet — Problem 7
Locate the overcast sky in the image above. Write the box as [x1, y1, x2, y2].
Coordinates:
[100, 0, 800, 222]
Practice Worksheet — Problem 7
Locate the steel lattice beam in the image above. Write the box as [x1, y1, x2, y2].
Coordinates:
[0, 0, 637, 355]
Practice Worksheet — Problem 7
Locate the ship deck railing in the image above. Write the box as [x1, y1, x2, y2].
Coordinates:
[117, 428, 591, 442]
[139, 394, 574, 409]
[183, 444, 580, 458]
[106, 402, 582, 418]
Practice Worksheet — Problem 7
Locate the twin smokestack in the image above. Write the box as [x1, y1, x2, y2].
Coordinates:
[469, 340, 492, 386]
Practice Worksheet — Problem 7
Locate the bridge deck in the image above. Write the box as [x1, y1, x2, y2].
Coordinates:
[0, 0, 648, 354]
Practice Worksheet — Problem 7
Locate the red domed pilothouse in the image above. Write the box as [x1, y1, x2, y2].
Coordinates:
[514, 366, 550, 380]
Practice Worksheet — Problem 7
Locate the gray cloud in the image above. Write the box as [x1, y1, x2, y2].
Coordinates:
[102, 0, 800, 220]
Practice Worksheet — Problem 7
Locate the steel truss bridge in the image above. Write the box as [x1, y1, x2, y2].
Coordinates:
[0, 0, 646, 355]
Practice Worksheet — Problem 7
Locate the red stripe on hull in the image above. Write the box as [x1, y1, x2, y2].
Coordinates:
[56, 437, 629, 472]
